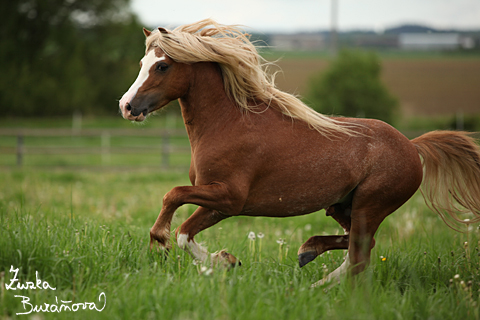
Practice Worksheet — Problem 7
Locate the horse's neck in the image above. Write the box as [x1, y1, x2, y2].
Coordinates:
[179, 62, 241, 144]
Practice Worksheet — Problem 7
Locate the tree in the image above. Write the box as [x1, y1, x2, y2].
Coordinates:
[0, 0, 145, 117]
[306, 50, 398, 124]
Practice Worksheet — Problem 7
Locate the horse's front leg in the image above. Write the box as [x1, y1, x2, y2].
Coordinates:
[174, 206, 240, 267]
[149, 183, 243, 254]
[149, 187, 180, 251]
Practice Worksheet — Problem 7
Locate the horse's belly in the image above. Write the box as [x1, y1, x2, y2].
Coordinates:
[237, 148, 367, 217]
[240, 199, 326, 217]
[239, 177, 356, 217]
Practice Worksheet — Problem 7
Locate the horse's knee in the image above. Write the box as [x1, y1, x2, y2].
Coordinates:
[162, 187, 184, 208]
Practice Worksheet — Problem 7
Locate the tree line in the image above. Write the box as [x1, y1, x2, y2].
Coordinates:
[0, 0, 145, 117]
[1, 2, 399, 123]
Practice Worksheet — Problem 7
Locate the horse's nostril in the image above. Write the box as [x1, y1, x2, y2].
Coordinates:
[126, 103, 132, 111]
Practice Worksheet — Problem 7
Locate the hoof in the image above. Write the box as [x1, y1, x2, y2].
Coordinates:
[298, 251, 317, 267]
[149, 235, 171, 258]
[212, 250, 241, 268]
[149, 243, 170, 260]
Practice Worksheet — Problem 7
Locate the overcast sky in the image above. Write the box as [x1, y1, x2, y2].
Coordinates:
[130, 0, 480, 33]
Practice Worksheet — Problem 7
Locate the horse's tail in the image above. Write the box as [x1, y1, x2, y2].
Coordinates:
[411, 131, 480, 231]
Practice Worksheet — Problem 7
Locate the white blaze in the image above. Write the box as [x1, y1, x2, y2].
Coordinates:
[119, 50, 165, 112]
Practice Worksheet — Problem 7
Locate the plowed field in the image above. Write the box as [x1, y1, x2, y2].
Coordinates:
[272, 57, 480, 116]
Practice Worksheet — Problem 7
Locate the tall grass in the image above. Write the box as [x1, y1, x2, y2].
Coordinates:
[1, 169, 479, 319]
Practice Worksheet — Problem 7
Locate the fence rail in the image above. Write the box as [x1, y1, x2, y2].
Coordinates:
[0, 128, 187, 137]
[1, 128, 478, 168]
[0, 128, 190, 168]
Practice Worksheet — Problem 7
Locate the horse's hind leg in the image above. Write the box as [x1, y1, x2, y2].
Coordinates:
[310, 205, 385, 287]
[346, 178, 419, 277]
[176, 206, 240, 267]
[298, 235, 349, 267]
[298, 203, 365, 267]
[312, 171, 421, 287]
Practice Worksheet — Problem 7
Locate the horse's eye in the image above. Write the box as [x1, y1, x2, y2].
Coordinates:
[157, 62, 169, 72]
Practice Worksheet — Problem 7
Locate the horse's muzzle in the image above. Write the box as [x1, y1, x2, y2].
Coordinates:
[121, 102, 147, 122]
[129, 103, 148, 117]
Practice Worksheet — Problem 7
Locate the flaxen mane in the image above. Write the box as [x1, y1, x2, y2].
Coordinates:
[146, 19, 356, 137]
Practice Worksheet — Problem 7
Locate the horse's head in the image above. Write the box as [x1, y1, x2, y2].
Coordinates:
[119, 28, 192, 122]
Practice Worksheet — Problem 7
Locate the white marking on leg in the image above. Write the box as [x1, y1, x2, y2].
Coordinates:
[177, 233, 188, 249]
[311, 253, 350, 288]
[119, 51, 166, 115]
[177, 233, 209, 262]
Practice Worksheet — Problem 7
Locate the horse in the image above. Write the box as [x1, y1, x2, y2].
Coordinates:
[118, 19, 480, 287]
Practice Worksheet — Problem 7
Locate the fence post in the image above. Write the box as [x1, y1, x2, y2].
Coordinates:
[101, 131, 111, 165]
[72, 110, 82, 135]
[17, 135, 24, 166]
[161, 132, 169, 169]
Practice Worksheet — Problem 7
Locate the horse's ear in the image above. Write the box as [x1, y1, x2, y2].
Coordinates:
[158, 27, 169, 34]
[143, 27, 152, 37]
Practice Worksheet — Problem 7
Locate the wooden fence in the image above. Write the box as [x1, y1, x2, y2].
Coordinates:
[0, 128, 190, 168]
[1, 128, 478, 168]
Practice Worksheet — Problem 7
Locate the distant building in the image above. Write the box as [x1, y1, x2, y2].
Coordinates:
[350, 34, 398, 49]
[270, 34, 325, 51]
[399, 33, 475, 50]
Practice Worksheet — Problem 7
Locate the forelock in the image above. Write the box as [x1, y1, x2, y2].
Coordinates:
[145, 29, 164, 52]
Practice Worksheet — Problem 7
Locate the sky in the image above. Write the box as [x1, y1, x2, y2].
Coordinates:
[130, 0, 480, 33]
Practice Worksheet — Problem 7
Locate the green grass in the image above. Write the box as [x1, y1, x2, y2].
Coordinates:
[1, 168, 479, 319]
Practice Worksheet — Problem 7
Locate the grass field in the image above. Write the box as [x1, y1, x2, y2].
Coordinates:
[1, 167, 479, 319]
[1, 52, 480, 319]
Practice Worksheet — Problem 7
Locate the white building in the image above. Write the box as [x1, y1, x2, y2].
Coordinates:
[399, 33, 475, 50]
[270, 34, 326, 51]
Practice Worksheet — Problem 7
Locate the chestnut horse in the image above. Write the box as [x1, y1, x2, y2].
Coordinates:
[119, 19, 480, 286]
